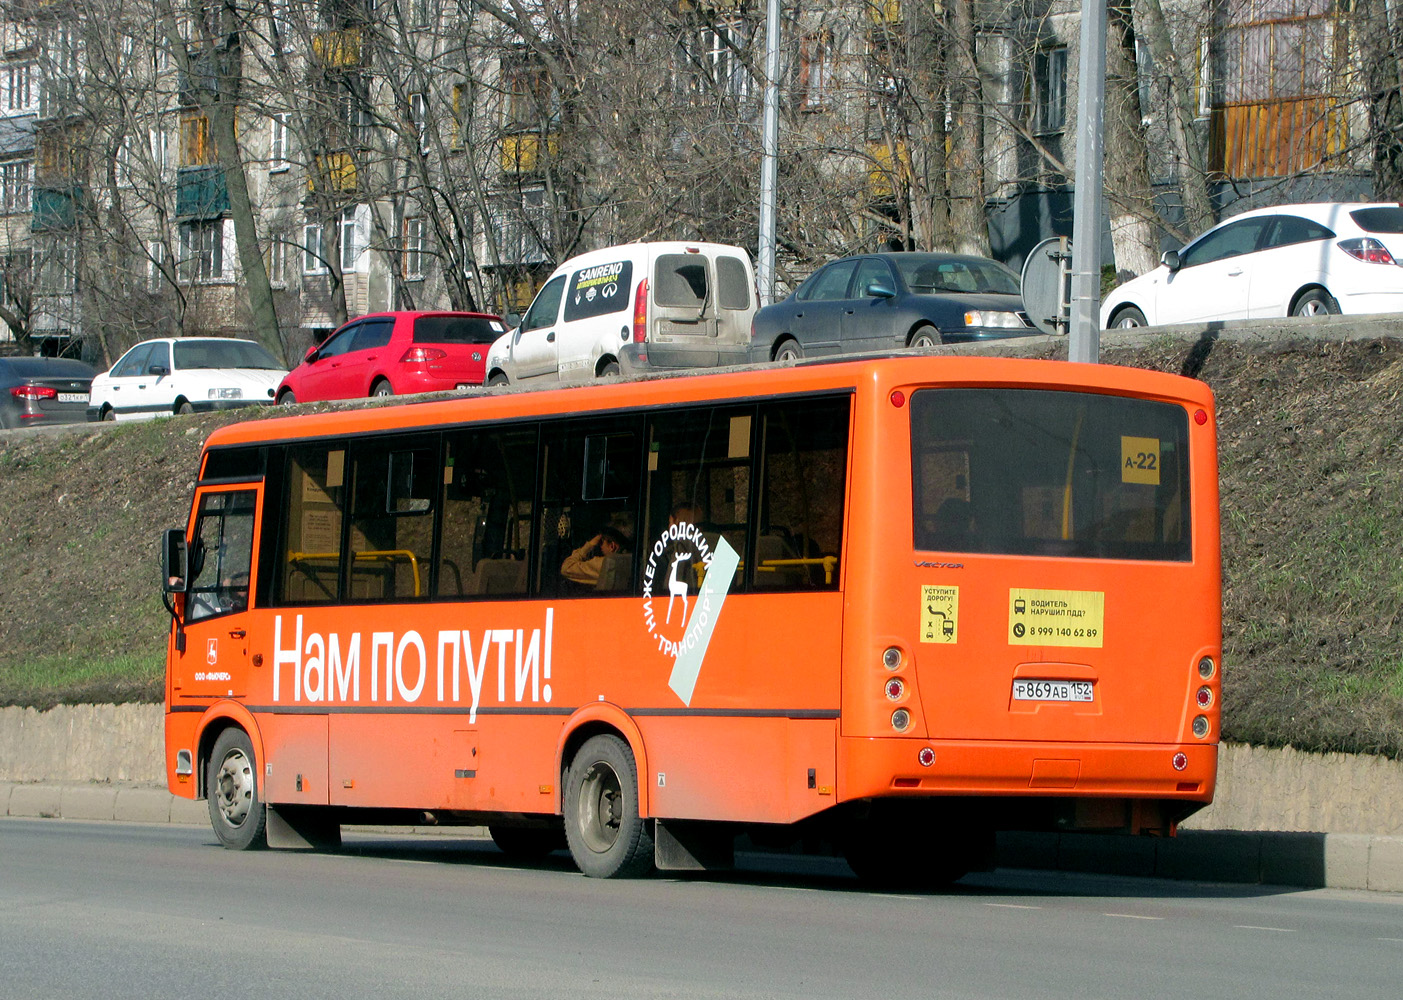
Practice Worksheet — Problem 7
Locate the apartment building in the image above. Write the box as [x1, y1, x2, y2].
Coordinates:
[0, 0, 1386, 362]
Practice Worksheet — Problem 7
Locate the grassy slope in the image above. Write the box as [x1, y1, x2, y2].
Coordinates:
[3, 336, 1402, 755]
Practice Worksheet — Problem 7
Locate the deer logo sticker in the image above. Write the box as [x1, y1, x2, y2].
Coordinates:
[642, 520, 740, 705]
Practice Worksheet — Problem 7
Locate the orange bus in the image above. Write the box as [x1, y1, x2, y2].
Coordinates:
[160, 354, 1220, 883]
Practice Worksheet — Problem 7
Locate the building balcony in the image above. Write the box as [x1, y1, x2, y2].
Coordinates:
[176, 166, 229, 220]
[31, 185, 82, 232]
[312, 29, 366, 69]
[500, 131, 558, 175]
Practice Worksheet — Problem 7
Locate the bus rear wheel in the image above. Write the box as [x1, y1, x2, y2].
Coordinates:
[207, 728, 268, 850]
[563, 734, 653, 878]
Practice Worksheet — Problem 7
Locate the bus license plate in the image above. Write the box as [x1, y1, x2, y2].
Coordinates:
[1012, 679, 1093, 702]
[58, 392, 88, 403]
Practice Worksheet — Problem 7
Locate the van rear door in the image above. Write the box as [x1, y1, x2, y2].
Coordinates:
[648, 252, 721, 366]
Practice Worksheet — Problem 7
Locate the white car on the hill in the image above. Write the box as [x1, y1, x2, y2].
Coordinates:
[1102, 202, 1403, 329]
[89, 338, 287, 421]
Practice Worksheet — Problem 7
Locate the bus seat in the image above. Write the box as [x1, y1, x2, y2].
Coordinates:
[754, 532, 805, 588]
[471, 558, 527, 596]
[595, 552, 632, 592]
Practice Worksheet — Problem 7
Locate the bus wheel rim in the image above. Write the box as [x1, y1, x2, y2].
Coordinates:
[579, 761, 622, 854]
[215, 749, 254, 828]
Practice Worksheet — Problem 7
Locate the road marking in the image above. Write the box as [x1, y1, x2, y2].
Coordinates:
[985, 903, 1041, 910]
[1377, 937, 1403, 943]
[1234, 925, 1295, 933]
[1105, 913, 1163, 921]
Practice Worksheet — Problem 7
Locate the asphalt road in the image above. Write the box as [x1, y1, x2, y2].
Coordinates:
[2, 818, 1401, 1000]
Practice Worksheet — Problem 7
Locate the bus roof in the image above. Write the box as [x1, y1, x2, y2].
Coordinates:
[200, 353, 1214, 453]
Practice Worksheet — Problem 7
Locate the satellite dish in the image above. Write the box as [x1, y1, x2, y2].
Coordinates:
[1020, 237, 1073, 336]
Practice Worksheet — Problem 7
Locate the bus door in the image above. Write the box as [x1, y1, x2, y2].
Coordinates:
[172, 486, 261, 705]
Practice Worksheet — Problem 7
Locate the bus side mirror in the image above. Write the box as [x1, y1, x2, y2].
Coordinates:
[162, 528, 188, 593]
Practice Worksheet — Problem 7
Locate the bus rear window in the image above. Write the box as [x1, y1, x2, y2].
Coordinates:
[911, 388, 1191, 560]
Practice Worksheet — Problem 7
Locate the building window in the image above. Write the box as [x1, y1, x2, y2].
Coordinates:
[270, 114, 289, 171]
[501, 55, 558, 130]
[409, 92, 428, 153]
[0, 160, 31, 214]
[450, 82, 465, 149]
[340, 204, 368, 272]
[337, 77, 374, 147]
[404, 217, 424, 279]
[304, 222, 326, 274]
[36, 238, 76, 295]
[488, 187, 550, 266]
[1034, 47, 1067, 135]
[148, 240, 166, 293]
[179, 218, 226, 282]
[677, 17, 752, 100]
[3, 61, 35, 114]
[149, 127, 169, 174]
[39, 29, 78, 118]
[181, 113, 214, 166]
[798, 30, 833, 111]
[268, 234, 288, 287]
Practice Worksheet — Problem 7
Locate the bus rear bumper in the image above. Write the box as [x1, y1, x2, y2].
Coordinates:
[839, 738, 1217, 830]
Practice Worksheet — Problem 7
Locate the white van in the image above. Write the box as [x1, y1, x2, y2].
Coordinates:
[484, 241, 757, 384]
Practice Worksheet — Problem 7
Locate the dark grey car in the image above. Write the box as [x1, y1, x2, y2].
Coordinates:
[750, 252, 1037, 362]
[0, 357, 97, 430]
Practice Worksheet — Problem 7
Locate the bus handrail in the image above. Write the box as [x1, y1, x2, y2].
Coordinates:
[287, 549, 423, 597]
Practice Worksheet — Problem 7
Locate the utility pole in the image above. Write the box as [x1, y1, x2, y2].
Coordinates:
[757, 0, 781, 306]
[1069, 0, 1108, 363]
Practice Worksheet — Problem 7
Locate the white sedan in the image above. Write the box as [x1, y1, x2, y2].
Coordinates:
[1102, 202, 1403, 329]
[89, 337, 287, 421]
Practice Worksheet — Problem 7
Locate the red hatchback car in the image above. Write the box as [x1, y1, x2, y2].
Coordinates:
[276, 311, 506, 404]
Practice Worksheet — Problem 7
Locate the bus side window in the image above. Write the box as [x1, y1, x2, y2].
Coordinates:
[280, 446, 346, 604]
[643, 405, 753, 595]
[535, 417, 641, 598]
[753, 398, 849, 590]
[348, 438, 437, 600]
[439, 425, 536, 598]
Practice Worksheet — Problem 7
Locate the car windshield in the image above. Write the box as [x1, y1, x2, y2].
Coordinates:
[174, 340, 284, 370]
[893, 256, 1020, 295]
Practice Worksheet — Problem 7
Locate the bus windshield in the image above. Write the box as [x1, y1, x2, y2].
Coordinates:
[911, 387, 1191, 560]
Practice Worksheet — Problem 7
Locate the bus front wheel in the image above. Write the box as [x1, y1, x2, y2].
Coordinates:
[207, 728, 268, 851]
[563, 734, 653, 878]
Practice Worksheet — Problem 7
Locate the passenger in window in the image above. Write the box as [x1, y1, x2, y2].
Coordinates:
[560, 525, 631, 588]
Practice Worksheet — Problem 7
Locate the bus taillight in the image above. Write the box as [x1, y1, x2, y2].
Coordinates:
[891, 709, 912, 732]
[884, 677, 904, 701]
[1172, 752, 1188, 771]
[890, 390, 905, 408]
[1196, 686, 1214, 709]
[917, 747, 935, 767]
[1198, 656, 1216, 679]
[1192, 715, 1210, 738]
[882, 646, 902, 670]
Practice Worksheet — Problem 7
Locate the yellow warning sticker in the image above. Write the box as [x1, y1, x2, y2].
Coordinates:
[1121, 436, 1161, 486]
[920, 585, 959, 644]
[1008, 588, 1104, 647]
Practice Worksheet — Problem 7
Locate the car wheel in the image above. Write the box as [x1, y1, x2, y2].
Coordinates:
[774, 339, 803, 362]
[277, 389, 296, 405]
[371, 379, 393, 398]
[598, 359, 621, 377]
[1109, 306, 1148, 329]
[908, 324, 940, 349]
[486, 372, 508, 387]
[1293, 288, 1340, 317]
[101, 406, 116, 422]
[176, 399, 194, 415]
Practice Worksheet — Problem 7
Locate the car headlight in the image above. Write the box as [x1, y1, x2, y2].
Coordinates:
[963, 310, 1025, 329]
[207, 387, 243, 399]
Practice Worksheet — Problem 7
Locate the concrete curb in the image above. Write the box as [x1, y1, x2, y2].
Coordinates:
[4, 781, 1400, 892]
[997, 830, 1403, 893]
